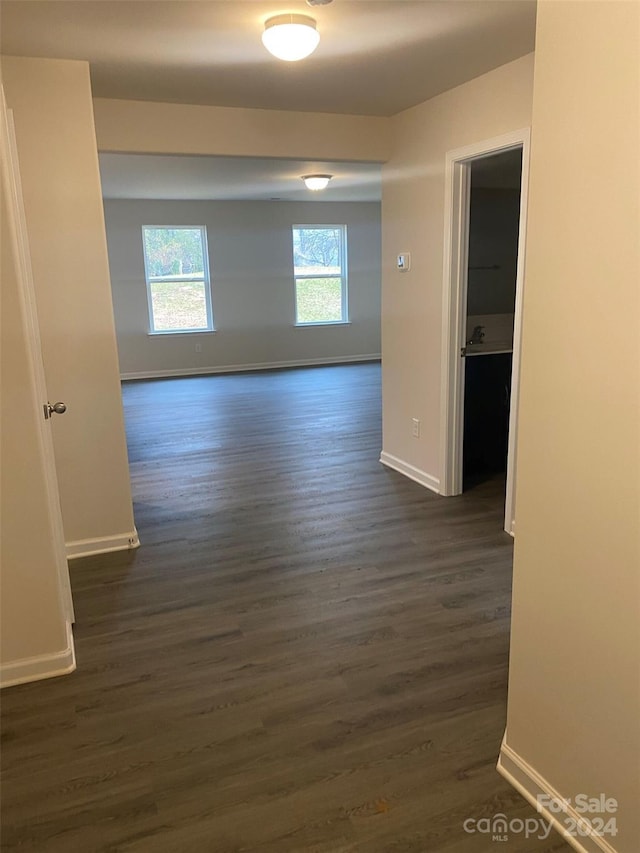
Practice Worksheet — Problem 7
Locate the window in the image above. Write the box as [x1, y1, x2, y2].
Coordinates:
[292, 225, 348, 325]
[142, 226, 213, 333]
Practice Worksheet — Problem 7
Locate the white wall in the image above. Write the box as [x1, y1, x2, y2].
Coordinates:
[500, 3, 640, 850]
[104, 200, 381, 377]
[380, 53, 534, 486]
[93, 98, 391, 162]
[1, 56, 137, 556]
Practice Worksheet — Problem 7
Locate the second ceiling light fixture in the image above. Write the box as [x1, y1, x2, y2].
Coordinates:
[301, 174, 332, 191]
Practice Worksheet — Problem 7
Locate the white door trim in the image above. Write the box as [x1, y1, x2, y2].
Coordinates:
[439, 128, 531, 534]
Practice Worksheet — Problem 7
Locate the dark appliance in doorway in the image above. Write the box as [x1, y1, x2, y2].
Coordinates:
[463, 353, 512, 486]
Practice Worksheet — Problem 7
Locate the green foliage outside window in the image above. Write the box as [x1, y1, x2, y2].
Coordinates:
[142, 226, 212, 332]
[292, 226, 347, 324]
[143, 228, 204, 278]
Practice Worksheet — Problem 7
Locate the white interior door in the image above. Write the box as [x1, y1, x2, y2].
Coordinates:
[1, 87, 74, 622]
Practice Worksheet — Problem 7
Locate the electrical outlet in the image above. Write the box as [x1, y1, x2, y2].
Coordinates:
[195, 343, 202, 353]
[412, 418, 420, 438]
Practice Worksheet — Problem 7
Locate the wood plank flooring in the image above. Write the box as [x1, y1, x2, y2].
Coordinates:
[1, 364, 570, 852]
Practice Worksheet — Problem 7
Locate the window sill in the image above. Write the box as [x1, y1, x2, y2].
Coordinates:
[294, 321, 351, 328]
[148, 329, 216, 337]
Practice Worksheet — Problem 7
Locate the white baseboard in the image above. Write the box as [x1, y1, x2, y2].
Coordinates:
[498, 737, 618, 853]
[379, 451, 440, 494]
[120, 354, 382, 382]
[66, 527, 140, 560]
[1, 622, 76, 689]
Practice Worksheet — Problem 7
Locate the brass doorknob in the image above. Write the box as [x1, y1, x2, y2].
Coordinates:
[46, 401, 67, 417]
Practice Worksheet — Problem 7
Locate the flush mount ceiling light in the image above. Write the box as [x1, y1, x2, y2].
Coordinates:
[262, 14, 320, 62]
[302, 174, 332, 191]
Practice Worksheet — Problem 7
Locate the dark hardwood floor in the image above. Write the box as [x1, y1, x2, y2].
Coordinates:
[1, 364, 569, 852]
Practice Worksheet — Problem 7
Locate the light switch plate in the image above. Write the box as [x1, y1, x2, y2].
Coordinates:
[397, 253, 411, 272]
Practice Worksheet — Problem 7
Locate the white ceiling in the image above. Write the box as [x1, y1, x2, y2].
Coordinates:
[98, 147, 521, 202]
[99, 153, 381, 202]
[1, 1, 536, 117]
[7, 2, 531, 200]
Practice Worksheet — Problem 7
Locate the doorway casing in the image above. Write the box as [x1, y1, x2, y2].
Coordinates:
[439, 128, 531, 534]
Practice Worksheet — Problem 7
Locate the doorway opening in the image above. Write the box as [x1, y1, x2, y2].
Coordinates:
[440, 129, 530, 534]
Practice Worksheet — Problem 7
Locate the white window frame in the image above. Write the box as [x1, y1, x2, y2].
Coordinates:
[142, 225, 214, 335]
[292, 224, 349, 326]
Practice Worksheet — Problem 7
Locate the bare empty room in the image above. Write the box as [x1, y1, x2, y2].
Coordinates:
[1, 2, 638, 852]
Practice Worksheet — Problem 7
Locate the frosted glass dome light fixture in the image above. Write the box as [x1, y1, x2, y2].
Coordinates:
[302, 174, 332, 191]
[262, 14, 320, 62]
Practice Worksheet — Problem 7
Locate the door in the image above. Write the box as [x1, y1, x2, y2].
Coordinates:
[462, 149, 521, 488]
[1, 86, 74, 622]
[440, 128, 530, 535]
